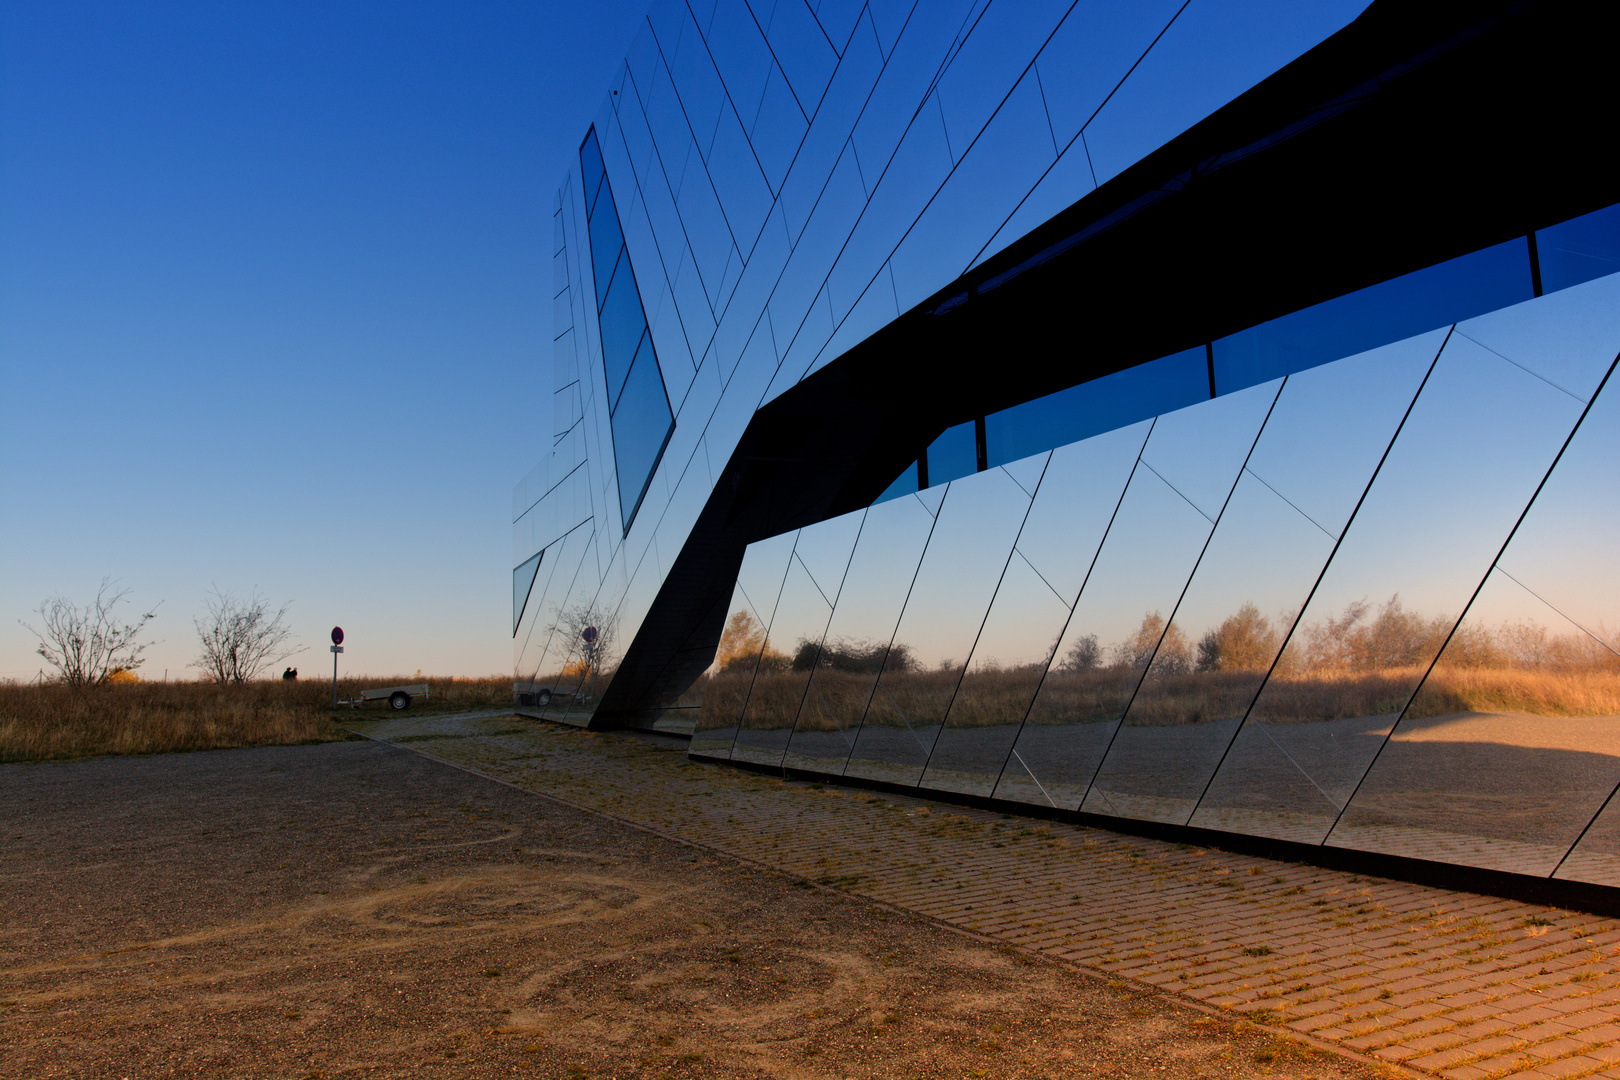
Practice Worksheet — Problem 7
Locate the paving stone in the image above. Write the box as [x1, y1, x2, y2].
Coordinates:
[355, 715, 1620, 1080]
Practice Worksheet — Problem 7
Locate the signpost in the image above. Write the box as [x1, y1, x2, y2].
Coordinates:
[330, 626, 345, 708]
[582, 626, 598, 702]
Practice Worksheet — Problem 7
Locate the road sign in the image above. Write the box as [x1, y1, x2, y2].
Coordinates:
[582, 626, 598, 644]
[330, 634, 344, 708]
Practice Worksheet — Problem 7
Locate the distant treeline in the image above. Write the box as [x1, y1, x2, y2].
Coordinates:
[698, 597, 1619, 732]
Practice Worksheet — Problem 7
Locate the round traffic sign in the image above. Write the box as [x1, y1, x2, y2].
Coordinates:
[582, 625, 598, 644]
[331, 626, 344, 646]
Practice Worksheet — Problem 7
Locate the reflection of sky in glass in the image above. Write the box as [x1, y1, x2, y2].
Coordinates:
[733, 529, 798, 632]
[818, 495, 935, 648]
[1301, 333, 1585, 621]
[927, 420, 977, 486]
[985, 348, 1206, 469]
[890, 469, 1030, 667]
[1487, 362, 1620, 642]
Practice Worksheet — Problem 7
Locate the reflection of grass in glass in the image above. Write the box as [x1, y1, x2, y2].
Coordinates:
[699, 598, 1620, 732]
[1407, 664, 1620, 719]
[694, 669, 752, 731]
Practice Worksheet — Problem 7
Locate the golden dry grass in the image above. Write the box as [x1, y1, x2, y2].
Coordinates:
[0, 676, 513, 763]
[697, 662, 1620, 734]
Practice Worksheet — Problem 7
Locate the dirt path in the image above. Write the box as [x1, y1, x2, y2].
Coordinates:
[0, 739, 1396, 1079]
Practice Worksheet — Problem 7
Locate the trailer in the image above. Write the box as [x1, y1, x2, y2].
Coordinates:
[518, 684, 577, 708]
[343, 683, 430, 710]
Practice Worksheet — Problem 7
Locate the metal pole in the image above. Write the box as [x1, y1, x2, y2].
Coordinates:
[332, 646, 338, 708]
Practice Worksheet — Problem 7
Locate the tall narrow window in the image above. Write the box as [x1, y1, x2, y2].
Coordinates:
[580, 127, 675, 533]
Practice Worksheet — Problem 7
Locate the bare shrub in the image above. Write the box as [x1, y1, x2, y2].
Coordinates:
[192, 588, 299, 684]
[21, 578, 160, 687]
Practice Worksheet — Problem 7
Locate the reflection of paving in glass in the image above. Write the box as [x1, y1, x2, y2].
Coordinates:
[359, 714, 1620, 1079]
[1329, 711, 1620, 877]
[1190, 715, 1395, 843]
[1083, 718, 1246, 824]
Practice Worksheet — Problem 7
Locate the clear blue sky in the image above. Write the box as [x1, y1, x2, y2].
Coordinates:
[0, 1, 649, 678]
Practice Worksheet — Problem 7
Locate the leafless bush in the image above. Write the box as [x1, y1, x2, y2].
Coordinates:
[193, 588, 299, 684]
[21, 578, 160, 687]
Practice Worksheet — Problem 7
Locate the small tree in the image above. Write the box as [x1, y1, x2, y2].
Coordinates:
[1062, 633, 1101, 671]
[193, 588, 299, 684]
[22, 578, 160, 687]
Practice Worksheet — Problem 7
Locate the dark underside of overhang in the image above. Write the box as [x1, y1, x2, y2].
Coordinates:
[593, 0, 1620, 724]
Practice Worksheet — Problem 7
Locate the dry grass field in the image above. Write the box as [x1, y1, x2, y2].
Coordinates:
[0, 675, 512, 763]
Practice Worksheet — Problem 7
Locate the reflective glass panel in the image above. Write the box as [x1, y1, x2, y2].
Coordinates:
[1212, 239, 1534, 395]
[1035, 0, 1186, 149]
[589, 204, 627, 310]
[985, 422, 1151, 807]
[691, 530, 801, 758]
[1082, 0, 1369, 186]
[1073, 383, 1284, 822]
[872, 458, 920, 506]
[1186, 332, 1443, 841]
[513, 550, 543, 637]
[516, 526, 598, 696]
[783, 495, 936, 774]
[694, 587, 771, 757]
[580, 129, 607, 217]
[1410, 348, 1618, 879]
[931, 0, 1071, 158]
[1349, 569, 1620, 877]
[1537, 201, 1620, 294]
[1222, 317, 1597, 859]
[889, 73, 1058, 309]
[984, 347, 1208, 469]
[1001, 385, 1279, 813]
[582, 124, 678, 537]
[921, 453, 1065, 797]
[610, 353, 676, 531]
[738, 510, 865, 766]
[927, 420, 977, 486]
[847, 470, 1032, 785]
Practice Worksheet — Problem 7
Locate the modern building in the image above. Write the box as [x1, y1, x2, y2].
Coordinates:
[515, 0, 1620, 899]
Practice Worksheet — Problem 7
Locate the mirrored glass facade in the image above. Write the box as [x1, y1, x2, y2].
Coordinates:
[516, 0, 1620, 890]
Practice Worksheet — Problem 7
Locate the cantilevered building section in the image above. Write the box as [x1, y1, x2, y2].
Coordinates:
[515, 0, 1620, 900]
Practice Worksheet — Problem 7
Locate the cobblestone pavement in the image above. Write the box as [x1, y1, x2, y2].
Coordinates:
[349, 712, 1620, 1080]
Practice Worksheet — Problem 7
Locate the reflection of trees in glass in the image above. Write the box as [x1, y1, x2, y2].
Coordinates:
[1280, 595, 1448, 673]
[791, 636, 915, 674]
[707, 591, 1619, 734]
[1197, 603, 1280, 672]
[714, 610, 788, 673]
[1032, 596, 1620, 727]
[1062, 634, 1100, 671]
[541, 603, 617, 681]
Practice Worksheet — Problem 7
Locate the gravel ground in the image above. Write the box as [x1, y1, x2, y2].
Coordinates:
[0, 737, 1395, 1079]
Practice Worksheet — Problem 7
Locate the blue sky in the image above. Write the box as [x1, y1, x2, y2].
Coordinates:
[0, 1, 648, 678]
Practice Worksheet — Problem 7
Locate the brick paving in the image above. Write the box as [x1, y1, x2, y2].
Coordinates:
[350, 712, 1620, 1079]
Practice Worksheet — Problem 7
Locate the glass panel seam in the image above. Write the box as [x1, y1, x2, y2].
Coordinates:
[916, 455, 1051, 780]
[986, 418, 1157, 799]
[837, 494, 949, 777]
[1184, 330, 1453, 828]
[1077, 379, 1287, 818]
[1325, 354, 1620, 872]
[778, 511, 872, 769]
